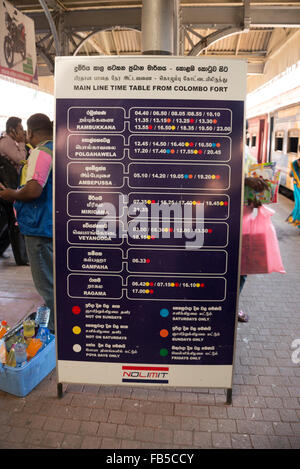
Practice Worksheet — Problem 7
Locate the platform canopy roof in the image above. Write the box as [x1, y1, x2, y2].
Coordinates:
[11, 0, 300, 92]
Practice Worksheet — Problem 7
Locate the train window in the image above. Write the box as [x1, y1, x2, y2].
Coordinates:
[251, 135, 256, 147]
[287, 129, 299, 154]
[275, 134, 284, 151]
[246, 134, 250, 146]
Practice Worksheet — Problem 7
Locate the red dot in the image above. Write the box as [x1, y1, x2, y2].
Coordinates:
[208, 229, 213, 233]
[171, 149, 175, 154]
[213, 119, 217, 124]
[150, 289, 154, 294]
[189, 142, 194, 147]
[201, 283, 205, 287]
[149, 282, 154, 286]
[224, 201, 228, 206]
[216, 143, 221, 147]
[146, 258, 150, 263]
[151, 235, 155, 239]
[72, 306, 81, 315]
[175, 282, 179, 287]
[216, 175, 220, 179]
[198, 149, 203, 155]
[169, 228, 173, 232]
[188, 174, 193, 179]
[190, 118, 195, 123]
[148, 125, 153, 130]
[151, 200, 156, 204]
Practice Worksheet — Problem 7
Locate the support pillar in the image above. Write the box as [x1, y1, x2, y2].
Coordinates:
[142, 0, 178, 55]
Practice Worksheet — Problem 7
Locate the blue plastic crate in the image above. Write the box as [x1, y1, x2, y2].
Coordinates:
[0, 335, 56, 397]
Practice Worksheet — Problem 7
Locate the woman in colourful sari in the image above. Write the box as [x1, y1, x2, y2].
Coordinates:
[287, 158, 300, 227]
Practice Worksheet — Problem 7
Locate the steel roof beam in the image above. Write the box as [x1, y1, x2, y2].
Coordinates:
[27, 5, 300, 34]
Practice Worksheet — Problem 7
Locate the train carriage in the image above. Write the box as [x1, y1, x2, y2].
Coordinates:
[247, 102, 300, 196]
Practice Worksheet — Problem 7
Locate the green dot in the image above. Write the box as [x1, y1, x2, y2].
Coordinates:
[160, 348, 168, 357]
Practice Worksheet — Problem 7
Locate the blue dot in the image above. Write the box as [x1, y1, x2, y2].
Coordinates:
[184, 174, 188, 179]
[212, 143, 216, 147]
[160, 308, 169, 318]
[166, 149, 170, 154]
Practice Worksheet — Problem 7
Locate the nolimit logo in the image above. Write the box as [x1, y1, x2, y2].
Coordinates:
[122, 365, 169, 384]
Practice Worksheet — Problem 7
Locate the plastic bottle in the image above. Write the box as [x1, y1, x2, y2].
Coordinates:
[14, 342, 27, 366]
[23, 319, 35, 341]
[0, 321, 8, 339]
[35, 306, 50, 329]
[26, 338, 43, 359]
[6, 346, 16, 367]
[36, 327, 51, 348]
[0, 339, 7, 364]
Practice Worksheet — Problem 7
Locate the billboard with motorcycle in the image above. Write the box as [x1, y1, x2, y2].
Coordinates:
[0, 0, 38, 85]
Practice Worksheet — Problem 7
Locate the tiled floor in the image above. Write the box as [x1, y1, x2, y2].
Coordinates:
[0, 193, 300, 449]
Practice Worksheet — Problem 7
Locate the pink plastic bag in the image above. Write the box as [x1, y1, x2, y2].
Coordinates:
[241, 205, 285, 275]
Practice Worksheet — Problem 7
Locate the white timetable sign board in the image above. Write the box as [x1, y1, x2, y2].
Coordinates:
[54, 56, 246, 392]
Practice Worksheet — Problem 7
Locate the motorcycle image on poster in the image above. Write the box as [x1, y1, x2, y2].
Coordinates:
[0, 0, 38, 85]
[3, 1, 26, 68]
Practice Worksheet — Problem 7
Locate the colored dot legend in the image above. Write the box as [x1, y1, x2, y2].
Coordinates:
[160, 308, 169, 318]
[72, 306, 81, 315]
[73, 344, 81, 353]
[160, 329, 169, 338]
[148, 125, 153, 130]
[160, 348, 168, 357]
[72, 326, 81, 335]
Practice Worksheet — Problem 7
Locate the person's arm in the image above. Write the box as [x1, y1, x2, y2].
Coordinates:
[244, 177, 270, 208]
[245, 176, 269, 192]
[0, 180, 42, 203]
[0, 136, 26, 164]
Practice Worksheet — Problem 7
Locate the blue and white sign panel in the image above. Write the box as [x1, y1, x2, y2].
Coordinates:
[54, 56, 246, 388]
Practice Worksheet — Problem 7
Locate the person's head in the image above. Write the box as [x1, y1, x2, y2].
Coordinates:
[5, 116, 24, 142]
[27, 113, 53, 147]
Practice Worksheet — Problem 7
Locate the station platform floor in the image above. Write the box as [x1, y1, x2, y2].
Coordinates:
[0, 193, 300, 450]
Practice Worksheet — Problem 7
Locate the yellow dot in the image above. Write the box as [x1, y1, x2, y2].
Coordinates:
[72, 326, 81, 335]
[192, 201, 196, 205]
[194, 149, 198, 154]
[145, 289, 149, 293]
[147, 200, 151, 204]
[196, 283, 200, 287]
[171, 282, 175, 287]
[164, 228, 169, 232]
[185, 142, 189, 147]
[145, 282, 149, 286]
[211, 175, 216, 179]
[171, 125, 176, 130]
[220, 201, 224, 206]
[147, 235, 151, 239]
